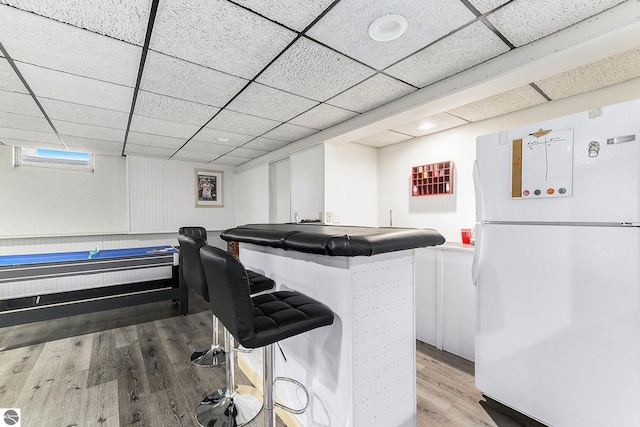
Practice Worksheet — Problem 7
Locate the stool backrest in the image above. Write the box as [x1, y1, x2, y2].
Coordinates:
[179, 226, 208, 240]
[177, 234, 209, 301]
[200, 245, 254, 345]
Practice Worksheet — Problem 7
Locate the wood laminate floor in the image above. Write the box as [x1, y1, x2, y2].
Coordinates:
[0, 289, 545, 426]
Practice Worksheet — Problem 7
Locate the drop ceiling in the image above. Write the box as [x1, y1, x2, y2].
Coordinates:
[0, 0, 639, 167]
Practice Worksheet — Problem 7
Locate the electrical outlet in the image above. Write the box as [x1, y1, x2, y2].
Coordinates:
[588, 107, 602, 118]
[333, 212, 341, 223]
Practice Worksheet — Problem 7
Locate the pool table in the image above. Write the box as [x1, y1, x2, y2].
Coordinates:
[0, 246, 186, 327]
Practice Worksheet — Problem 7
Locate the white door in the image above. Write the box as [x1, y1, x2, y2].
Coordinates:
[475, 223, 640, 427]
[270, 158, 290, 223]
[476, 98, 640, 224]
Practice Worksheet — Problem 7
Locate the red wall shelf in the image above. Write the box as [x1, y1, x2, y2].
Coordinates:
[411, 161, 454, 196]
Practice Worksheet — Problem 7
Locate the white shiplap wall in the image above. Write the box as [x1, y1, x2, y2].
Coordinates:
[128, 156, 236, 233]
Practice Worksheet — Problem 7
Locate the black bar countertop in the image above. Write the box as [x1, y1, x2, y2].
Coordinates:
[220, 223, 445, 257]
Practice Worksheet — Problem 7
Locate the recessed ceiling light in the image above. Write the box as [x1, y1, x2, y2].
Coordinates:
[217, 137, 230, 142]
[416, 122, 436, 131]
[368, 14, 408, 42]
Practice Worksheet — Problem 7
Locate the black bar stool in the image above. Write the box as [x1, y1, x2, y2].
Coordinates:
[178, 234, 227, 367]
[198, 245, 334, 427]
[178, 226, 208, 240]
[177, 234, 274, 368]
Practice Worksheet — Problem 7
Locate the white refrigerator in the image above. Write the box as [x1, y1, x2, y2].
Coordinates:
[472, 98, 640, 427]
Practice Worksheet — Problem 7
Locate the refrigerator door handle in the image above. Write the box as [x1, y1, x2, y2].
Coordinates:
[472, 160, 483, 286]
[473, 160, 483, 223]
[471, 223, 482, 286]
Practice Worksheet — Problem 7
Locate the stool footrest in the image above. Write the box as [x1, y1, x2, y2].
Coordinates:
[233, 345, 253, 354]
[274, 376, 309, 415]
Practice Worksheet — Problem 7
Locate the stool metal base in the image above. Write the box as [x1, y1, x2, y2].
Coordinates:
[190, 344, 225, 367]
[196, 385, 263, 427]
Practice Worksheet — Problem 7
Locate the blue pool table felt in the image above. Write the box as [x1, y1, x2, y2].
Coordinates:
[0, 246, 178, 267]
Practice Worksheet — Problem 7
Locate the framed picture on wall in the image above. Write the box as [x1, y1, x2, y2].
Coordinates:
[195, 169, 223, 208]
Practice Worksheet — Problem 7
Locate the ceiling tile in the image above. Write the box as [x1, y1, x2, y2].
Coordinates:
[124, 143, 174, 158]
[150, 0, 296, 79]
[62, 135, 124, 156]
[0, 90, 41, 116]
[16, 63, 134, 112]
[229, 146, 268, 159]
[180, 140, 234, 155]
[534, 47, 640, 100]
[326, 74, 415, 113]
[171, 149, 217, 163]
[307, 0, 475, 70]
[0, 58, 27, 93]
[447, 85, 547, 121]
[242, 137, 290, 151]
[0, 136, 62, 150]
[0, 126, 59, 145]
[385, 21, 510, 88]
[212, 155, 250, 167]
[226, 83, 318, 122]
[39, 98, 129, 129]
[141, 51, 248, 106]
[289, 103, 358, 129]
[206, 110, 280, 136]
[1, 0, 152, 45]
[134, 90, 219, 126]
[261, 123, 318, 142]
[391, 112, 469, 137]
[352, 130, 412, 148]
[0, 111, 50, 132]
[487, 0, 626, 47]
[467, 0, 510, 14]
[192, 127, 253, 147]
[257, 37, 376, 101]
[0, 5, 140, 86]
[52, 120, 125, 141]
[126, 132, 186, 150]
[239, 0, 334, 31]
[130, 115, 200, 139]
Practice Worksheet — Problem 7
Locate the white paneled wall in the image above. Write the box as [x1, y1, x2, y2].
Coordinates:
[128, 156, 236, 232]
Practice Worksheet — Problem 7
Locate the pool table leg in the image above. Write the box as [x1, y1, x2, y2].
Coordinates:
[175, 265, 188, 315]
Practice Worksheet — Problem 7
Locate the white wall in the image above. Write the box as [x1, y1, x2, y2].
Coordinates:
[290, 145, 324, 221]
[235, 163, 269, 225]
[0, 145, 127, 237]
[325, 141, 378, 226]
[378, 129, 476, 240]
[379, 78, 640, 243]
[128, 156, 236, 233]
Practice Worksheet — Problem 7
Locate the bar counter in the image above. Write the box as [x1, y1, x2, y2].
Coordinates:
[221, 223, 445, 427]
